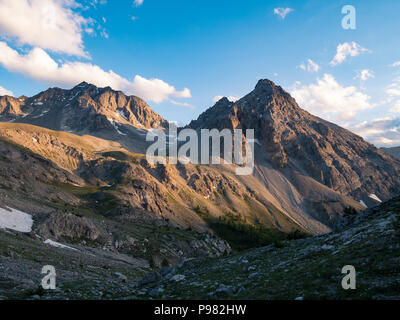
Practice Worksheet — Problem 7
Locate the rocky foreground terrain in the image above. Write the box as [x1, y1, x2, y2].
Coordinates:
[126, 196, 400, 300]
[1, 195, 399, 300]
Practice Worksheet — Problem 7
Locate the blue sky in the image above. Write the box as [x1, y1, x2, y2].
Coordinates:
[1, 0, 400, 146]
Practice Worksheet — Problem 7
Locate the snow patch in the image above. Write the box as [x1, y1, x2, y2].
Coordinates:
[117, 110, 128, 121]
[32, 110, 49, 118]
[107, 118, 127, 136]
[359, 200, 367, 208]
[369, 194, 382, 203]
[44, 239, 78, 251]
[0, 207, 33, 233]
[71, 183, 82, 187]
[69, 92, 80, 101]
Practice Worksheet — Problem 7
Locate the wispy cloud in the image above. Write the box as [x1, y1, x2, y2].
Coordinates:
[134, 0, 143, 7]
[330, 42, 370, 66]
[0, 41, 191, 103]
[354, 69, 374, 82]
[169, 99, 195, 109]
[391, 61, 400, 67]
[273, 7, 293, 19]
[291, 74, 375, 121]
[299, 59, 320, 73]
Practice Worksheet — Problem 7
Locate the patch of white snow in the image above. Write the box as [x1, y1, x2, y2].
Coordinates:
[0, 207, 33, 233]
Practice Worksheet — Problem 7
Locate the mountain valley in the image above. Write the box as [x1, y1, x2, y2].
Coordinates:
[1, 80, 400, 299]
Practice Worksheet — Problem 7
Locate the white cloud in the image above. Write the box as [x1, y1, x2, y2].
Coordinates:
[291, 74, 375, 121]
[134, 0, 143, 7]
[0, 0, 91, 57]
[0, 42, 191, 103]
[350, 117, 400, 147]
[386, 77, 400, 113]
[390, 101, 400, 113]
[0, 85, 13, 96]
[355, 69, 374, 82]
[273, 7, 293, 19]
[330, 42, 369, 66]
[299, 59, 320, 73]
[212, 95, 240, 103]
[88, 0, 107, 8]
[390, 61, 400, 67]
[169, 99, 195, 109]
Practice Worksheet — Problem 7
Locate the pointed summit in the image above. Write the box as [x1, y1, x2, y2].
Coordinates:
[255, 79, 276, 91]
[252, 78, 291, 101]
[75, 81, 90, 88]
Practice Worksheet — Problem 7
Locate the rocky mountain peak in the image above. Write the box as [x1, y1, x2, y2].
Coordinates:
[187, 79, 400, 206]
[254, 78, 276, 91]
[0, 82, 168, 132]
[215, 97, 232, 105]
[75, 81, 90, 88]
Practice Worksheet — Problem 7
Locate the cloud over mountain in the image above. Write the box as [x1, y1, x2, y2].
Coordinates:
[291, 74, 374, 121]
[350, 117, 400, 147]
[0, 42, 191, 103]
[0, 85, 13, 96]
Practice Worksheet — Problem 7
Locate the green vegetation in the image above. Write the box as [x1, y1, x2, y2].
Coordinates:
[52, 182, 101, 195]
[343, 206, 358, 216]
[101, 150, 144, 162]
[102, 151, 130, 161]
[392, 214, 400, 238]
[195, 205, 307, 251]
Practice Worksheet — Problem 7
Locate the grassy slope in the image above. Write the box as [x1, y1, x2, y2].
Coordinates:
[134, 198, 400, 300]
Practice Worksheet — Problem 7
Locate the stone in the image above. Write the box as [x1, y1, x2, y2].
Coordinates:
[160, 267, 175, 277]
[210, 284, 236, 297]
[4, 248, 13, 258]
[114, 272, 128, 282]
[138, 272, 162, 286]
[170, 274, 185, 282]
[148, 287, 164, 298]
